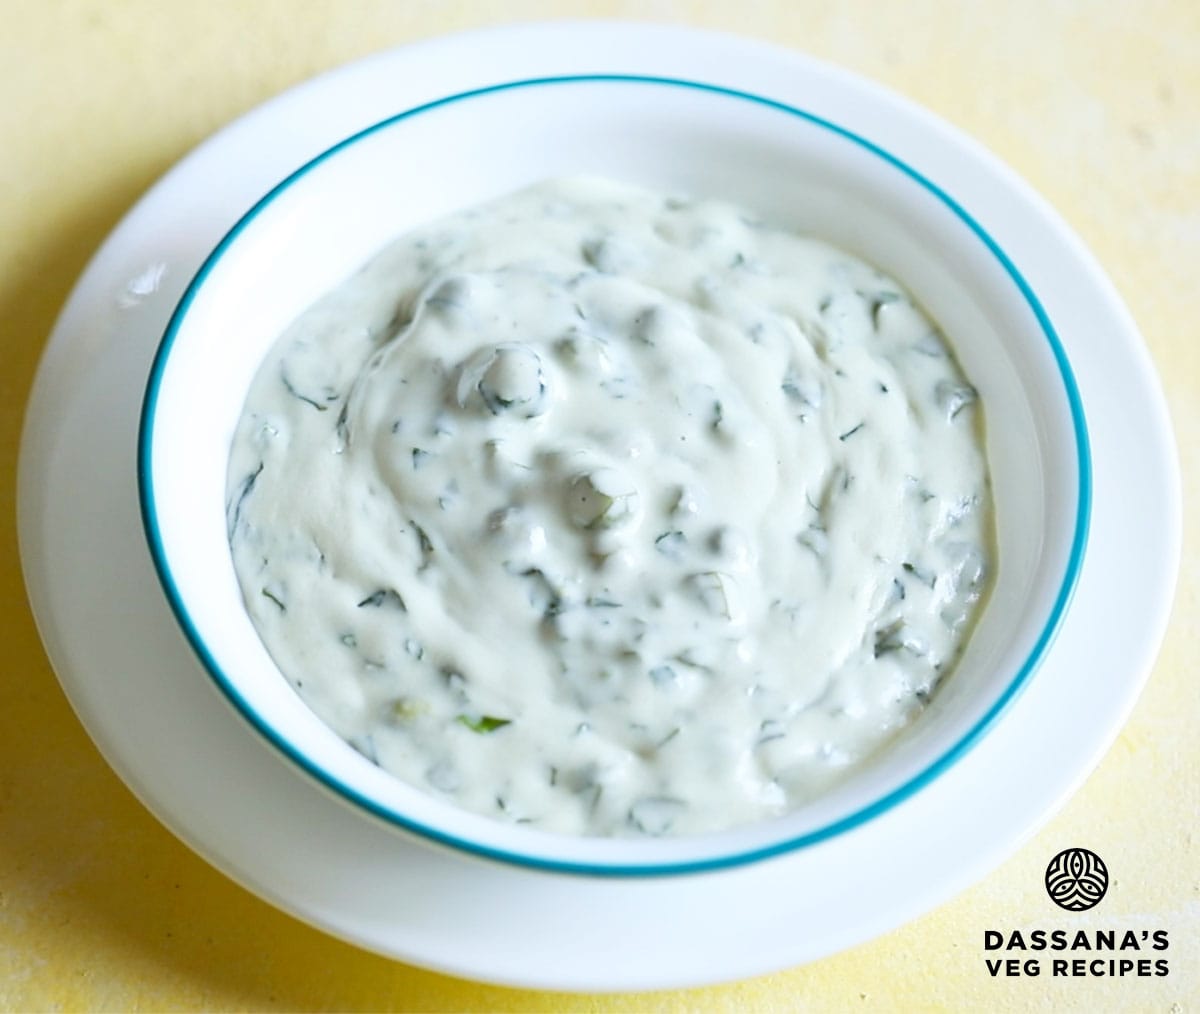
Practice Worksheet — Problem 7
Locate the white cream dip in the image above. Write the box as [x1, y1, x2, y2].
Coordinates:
[226, 177, 992, 836]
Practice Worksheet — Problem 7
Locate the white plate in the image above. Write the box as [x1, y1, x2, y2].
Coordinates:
[17, 23, 1179, 991]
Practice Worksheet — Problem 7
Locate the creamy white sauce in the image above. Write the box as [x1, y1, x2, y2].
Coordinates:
[226, 177, 992, 836]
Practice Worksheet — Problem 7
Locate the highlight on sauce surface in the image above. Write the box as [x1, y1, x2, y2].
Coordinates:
[225, 177, 993, 837]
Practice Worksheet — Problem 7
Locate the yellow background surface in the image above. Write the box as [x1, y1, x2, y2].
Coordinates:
[2, 1, 1196, 1010]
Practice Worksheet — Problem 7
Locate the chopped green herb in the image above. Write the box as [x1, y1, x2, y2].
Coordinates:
[586, 596, 621, 609]
[758, 719, 787, 745]
[797, 526, 830, 562]
[654, 530, 687, 561]
[357, 588, 407, 611]
[335, 401, 350, 450]
[457, 714, 512, 733]
[412, 521, 434, 568]
[519, 567, 564, 619]
[227, 461, 263, 537]
[781, 371, 821, 408]
[866, 290, 901, 327]
[902, 561, 936, 588]
[874, 620, 929, 659]
[280, 371, 330, 412]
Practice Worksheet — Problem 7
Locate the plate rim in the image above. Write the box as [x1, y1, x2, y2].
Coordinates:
[16, 21, 1180, 990]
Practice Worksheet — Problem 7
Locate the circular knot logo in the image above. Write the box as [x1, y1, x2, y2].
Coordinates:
[1045, 848, 1109, 911]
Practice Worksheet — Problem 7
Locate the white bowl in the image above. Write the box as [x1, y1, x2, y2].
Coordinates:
[139, 74, 1090, 875]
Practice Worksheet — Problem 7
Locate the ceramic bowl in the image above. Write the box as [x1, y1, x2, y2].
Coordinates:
[139, 74, 1090, 875]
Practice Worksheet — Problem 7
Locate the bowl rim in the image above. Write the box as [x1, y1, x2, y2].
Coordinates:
[137, 73, 1093, 877]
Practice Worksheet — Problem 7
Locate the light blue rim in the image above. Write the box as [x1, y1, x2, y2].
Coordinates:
[139, 74, 1092, 877]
